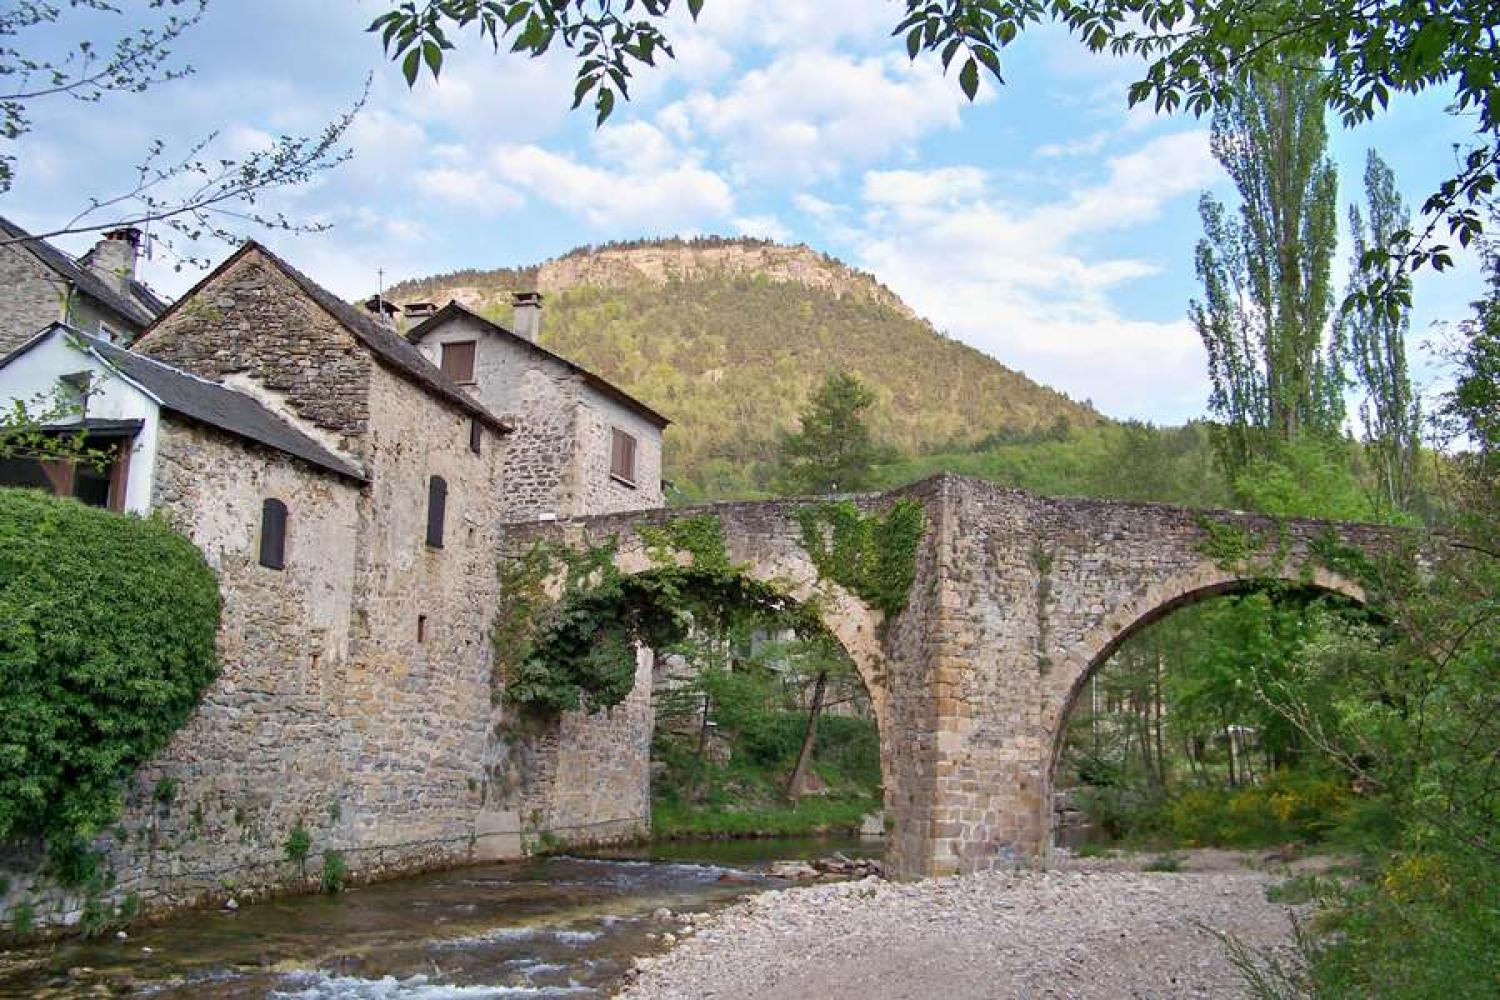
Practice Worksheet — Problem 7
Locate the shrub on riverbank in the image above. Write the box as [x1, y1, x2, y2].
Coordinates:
[0, 489, 219, 846]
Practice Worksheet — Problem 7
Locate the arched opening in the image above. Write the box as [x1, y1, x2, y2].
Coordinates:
[643, 576, 884, 848]
[611, 564, 888, 855]
[494, 533, 890, 866]
[1047, 572, 1370, 858]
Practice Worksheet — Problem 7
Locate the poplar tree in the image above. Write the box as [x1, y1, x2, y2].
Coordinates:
[1191, 61, 1342, 476]
[1341, 150, 1421, 512]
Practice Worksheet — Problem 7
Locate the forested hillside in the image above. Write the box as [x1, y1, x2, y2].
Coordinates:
[388, 237, 1099, 498]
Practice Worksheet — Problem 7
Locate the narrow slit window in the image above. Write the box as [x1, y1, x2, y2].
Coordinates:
[417, 615, 427, 643]
[426, 475, 447, 548]
[469, 418, 483, 455]
[440, 341, 476, 383]
[610, 428, 637, 486]
[260, 498, 288, 569]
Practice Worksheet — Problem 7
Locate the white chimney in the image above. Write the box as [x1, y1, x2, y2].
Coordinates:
[82, 227, 141, 297]
[512, 291, 543, 342]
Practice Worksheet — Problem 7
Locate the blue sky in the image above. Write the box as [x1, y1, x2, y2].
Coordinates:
[7, 0, 1484, 423]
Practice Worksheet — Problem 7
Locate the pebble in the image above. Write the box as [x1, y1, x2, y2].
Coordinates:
[618, 853, 1306, 1000]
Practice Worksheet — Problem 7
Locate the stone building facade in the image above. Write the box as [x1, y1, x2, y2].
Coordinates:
[407, 300, 668, 519]
[0, 242, 666, 931]
[0, 218, 165, 352]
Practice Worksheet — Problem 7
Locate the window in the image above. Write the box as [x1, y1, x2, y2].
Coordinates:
[610, 428, 637, 486]
[440, 341, 476, 383]
[260, 498, 288, 569]
[426, 475, 447, 548]
[469, 418, 483, 455]
[417, 615, 428, 643]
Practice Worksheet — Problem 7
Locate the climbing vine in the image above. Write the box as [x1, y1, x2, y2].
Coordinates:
[494, 516, 817, 715]
[796, 498, 925, 617]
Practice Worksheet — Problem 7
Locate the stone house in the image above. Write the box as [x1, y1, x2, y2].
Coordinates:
[0, 239, 666, 928]
[407, 298, 669, 519]
[0, 218, 165, 352]
[0, 322, 363, 513]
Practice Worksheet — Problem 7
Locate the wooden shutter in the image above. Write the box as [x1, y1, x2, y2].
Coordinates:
[440, 341, 476, 383]
[610, 428, 637, 484]
[426, 476, 447, 548]
[260, 498, 288, 569]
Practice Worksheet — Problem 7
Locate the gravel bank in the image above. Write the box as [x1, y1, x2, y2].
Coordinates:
[617, 857, 1299, 999]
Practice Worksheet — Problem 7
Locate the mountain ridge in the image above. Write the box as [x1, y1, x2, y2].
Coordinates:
[388, 237, 1101, 499]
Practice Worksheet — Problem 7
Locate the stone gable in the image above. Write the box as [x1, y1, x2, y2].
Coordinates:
[137, 250, 374, 452]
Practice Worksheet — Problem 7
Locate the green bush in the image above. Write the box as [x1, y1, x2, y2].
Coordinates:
[320, 850, 346, 894]
[0, 489, 220, 845]
[1167, 770, 1349, 846]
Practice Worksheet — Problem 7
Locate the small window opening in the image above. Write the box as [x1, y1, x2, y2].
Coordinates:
[417, 615, 428, 643]
[426, 475, 447, 548]
[441, 341, 476, 383]
[469, 418, 483, 455]
[610, 427, 638, 486]
[260, 498, 288, 569]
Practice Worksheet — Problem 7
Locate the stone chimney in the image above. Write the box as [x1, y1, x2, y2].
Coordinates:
[82, 227, 142, 298]
[512, 291, 543, 342]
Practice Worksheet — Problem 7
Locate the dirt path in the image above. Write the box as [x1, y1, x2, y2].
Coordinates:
[616, 853, 1306, 999]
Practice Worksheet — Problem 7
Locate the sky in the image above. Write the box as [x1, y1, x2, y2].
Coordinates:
[6, 0, 1486, 424]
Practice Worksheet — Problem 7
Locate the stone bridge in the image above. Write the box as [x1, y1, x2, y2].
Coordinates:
[507, 473, 1391, 880]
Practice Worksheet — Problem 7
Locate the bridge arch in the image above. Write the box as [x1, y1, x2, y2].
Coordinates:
[1039, 559, 1367, 856]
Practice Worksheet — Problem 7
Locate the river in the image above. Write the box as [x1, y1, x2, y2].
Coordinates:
[0, 837, 880, 999]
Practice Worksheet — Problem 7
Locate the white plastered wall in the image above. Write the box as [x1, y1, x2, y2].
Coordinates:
[0, 327, 159, 513]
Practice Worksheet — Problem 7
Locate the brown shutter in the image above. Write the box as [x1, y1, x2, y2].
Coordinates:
[440, 341, 476, 383]
[426, 476, 447, 548]
[260, 498, 288, 569]
[610, 428, 637, 484]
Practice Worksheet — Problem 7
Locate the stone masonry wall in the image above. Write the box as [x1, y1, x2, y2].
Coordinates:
[0, 244, 66, 352]
[574, 390, 665, 514]
[924, 478, 1386, 872]
[0, 417, 362, 929]
[336, 362, 504, 865]
[513, 474, 1399, 879]
[137, 251, 375, 455]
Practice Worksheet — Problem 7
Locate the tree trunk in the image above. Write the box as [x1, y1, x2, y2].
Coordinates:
[786, 670, 828, 802]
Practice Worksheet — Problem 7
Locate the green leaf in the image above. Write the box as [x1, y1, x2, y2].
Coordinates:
[959, 57, 979, 100]
[401, 46, 422, 86]
[422, 39, 443, 79]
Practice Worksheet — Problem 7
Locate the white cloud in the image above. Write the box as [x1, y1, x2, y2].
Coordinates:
[839, 133, 1220, 420]
[415, 166, 524, 211]
[734, 214, 791, 242]
[664, 51, 977, 183]
[490, 144, 734, 231]
[592, 121, 684, 172]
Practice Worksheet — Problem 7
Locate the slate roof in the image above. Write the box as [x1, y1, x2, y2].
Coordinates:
[408, 301, 671, 429]
[0, 324, 365, 481]
[0, 216, 166, 329]
[144, 242, 511, 433]
[86, 335, 365, 481]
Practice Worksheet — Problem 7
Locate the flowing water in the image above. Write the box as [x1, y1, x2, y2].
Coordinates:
[0, 837, 879, 999]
